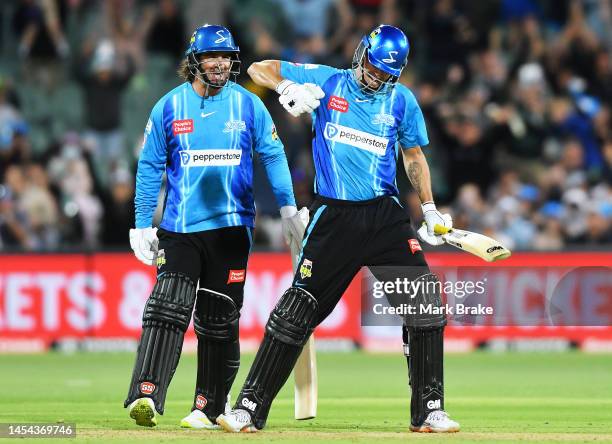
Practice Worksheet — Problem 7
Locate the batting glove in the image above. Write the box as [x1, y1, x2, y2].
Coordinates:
[418, 202, 452, 246]
[276, 80, 325, 117]
[129, 227, 159, 266]
[280, 206, 309, 254]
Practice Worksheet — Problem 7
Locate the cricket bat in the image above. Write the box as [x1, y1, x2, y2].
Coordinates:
[433, 224, 511, 262]
[291, 208, 317, 420]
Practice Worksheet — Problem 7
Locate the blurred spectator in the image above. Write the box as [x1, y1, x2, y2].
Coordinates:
[273, 0, 353, 60]
[12, 0, 70, 60]
[145, 0, 186, 60]
[74, 39, 134, 187]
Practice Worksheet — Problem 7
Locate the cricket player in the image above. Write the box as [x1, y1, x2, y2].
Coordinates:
[124, 24, 307, 429]
[217, 25, 460, 433]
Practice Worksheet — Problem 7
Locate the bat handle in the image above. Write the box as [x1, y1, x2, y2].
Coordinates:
[433, 224, 451, 235]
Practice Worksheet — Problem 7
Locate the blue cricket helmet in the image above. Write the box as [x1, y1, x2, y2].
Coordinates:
[363, 25, 409, 77]
[352, 24, 410, 95]
[185, 24, 241, 92]
[185, 24, 240, 56]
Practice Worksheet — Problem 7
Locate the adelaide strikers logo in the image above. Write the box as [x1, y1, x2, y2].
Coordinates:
[180, 151, 191, 166]
[325, 123, 339, 139]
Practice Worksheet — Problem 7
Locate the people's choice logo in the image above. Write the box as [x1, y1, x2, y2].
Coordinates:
[323, 122, 388, 156]
[179, 150, 242, 167]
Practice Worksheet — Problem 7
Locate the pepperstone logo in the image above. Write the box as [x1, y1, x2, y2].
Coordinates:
[179, 150, 242, 167]
[323, 122, 388, 156]
[180, 151, 190, 165]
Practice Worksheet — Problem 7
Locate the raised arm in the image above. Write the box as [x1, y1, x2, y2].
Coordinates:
[246, 60, 324, 117]
[247, 60, 283, 91]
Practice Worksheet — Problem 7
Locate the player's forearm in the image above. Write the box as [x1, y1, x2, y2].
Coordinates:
[247, 60, 283, 91]
[402, 147, 434, 204]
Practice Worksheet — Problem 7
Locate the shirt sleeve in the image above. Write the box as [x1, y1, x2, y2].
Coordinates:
[252, 96, 296, 208]
[279, 61, 339, 86]
[398, 88, 429, 148]
[134, 101, 167, 228]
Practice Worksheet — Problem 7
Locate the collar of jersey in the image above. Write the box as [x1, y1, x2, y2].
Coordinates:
[187, 81, 233, 103]
[345, 70, 386, 103]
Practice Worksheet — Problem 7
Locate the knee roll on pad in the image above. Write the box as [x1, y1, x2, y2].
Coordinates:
[124, 272, 196, 414]
[403, 273, 447, 329]
[266, 287, 319, 346]
[193, 288, 239, 342]
[143, 272, 197, 331]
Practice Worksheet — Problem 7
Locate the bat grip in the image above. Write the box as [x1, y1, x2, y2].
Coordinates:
[433, 224, 451, 235]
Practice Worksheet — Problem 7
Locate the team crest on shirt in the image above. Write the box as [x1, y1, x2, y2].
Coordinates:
[371, 113, 395, 126]
[271, 124, 279, 140]
[299, 259, 313, 279]
[223, 120, 246, 133]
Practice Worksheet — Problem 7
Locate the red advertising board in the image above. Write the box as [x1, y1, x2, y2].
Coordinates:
[0, 252, 610, 352]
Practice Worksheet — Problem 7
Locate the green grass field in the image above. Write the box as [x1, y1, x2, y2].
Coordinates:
[0, 351, 611, 443]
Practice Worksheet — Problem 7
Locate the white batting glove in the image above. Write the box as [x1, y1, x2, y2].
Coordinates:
[129, 227, 159, 266]
[280, 206, 309, 254]
[276, 80, 325, 117]
[418, 202, 452, 246]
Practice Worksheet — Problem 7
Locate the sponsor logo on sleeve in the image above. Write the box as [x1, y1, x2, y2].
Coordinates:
[179, 150, 242, 167]
[195, 395, 207, 410]
[140, 382, 156, 395]
[327, 95, 349, 113]
[172, 119, 193, 135]
[145, 119, 152, 135]
[227, 269, 246, 284]
[323, 122, 388, 155]
[408, 239, 422, 254]
[271, 124, 279, 141]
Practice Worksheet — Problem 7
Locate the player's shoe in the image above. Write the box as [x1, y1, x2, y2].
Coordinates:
[128, 397, 158, 427]
[180, 410, 220, 430]
[179, 394, 231, 429]
[216, 409, 258, 433]
[410, 410, 460, 433]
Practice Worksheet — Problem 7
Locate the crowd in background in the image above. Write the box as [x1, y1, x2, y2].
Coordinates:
[0, 0, 610, 252]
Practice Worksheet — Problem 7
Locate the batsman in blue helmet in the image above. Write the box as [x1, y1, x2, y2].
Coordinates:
[218, 25, 460, 433]
[124, 24, 308, 429]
